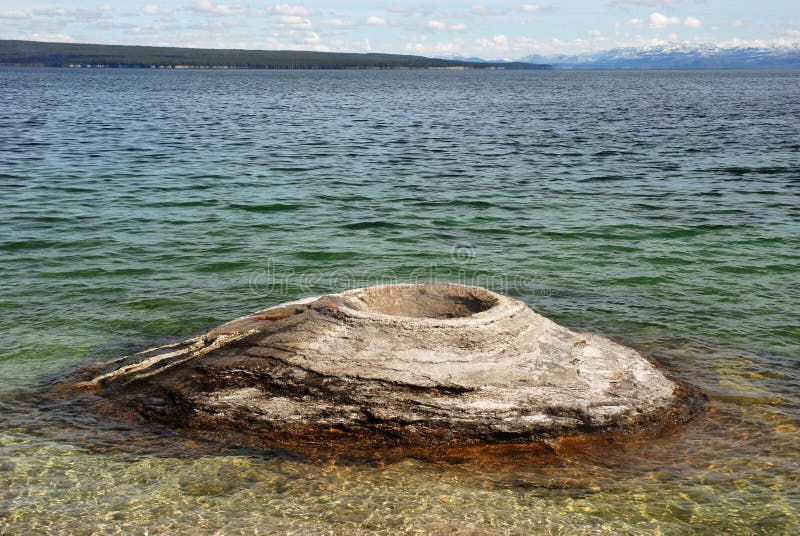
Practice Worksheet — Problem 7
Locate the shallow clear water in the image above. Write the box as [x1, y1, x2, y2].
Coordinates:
[1, 67, 798, 534]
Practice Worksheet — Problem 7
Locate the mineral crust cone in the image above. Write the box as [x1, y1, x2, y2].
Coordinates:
[75, 284, 703, 449]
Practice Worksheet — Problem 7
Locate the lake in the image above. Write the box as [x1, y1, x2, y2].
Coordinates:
[1, 67, 798, 533]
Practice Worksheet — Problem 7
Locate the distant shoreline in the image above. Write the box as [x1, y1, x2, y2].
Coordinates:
[0, 63, 519, 71]
[3, 64, 796, 72]
[0, 40, 550, 71]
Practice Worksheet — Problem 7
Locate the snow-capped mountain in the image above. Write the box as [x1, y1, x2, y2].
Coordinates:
[518, 42, 800, 69]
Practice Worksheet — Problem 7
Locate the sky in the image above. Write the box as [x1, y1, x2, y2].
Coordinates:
[1, 1, 798, 59]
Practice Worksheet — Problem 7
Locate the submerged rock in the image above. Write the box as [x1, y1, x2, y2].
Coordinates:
[74, 284, 702, 449]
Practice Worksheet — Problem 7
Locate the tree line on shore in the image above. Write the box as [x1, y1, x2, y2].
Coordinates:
[0, 40, 551, 70]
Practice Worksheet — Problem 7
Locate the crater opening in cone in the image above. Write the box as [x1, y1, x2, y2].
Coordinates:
[351, 284, 498, 319]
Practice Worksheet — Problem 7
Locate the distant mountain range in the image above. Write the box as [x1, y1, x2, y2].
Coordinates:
[449, 43, 800, 69]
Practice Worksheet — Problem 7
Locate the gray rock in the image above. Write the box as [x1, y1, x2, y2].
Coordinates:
[75, 283, 702, 448]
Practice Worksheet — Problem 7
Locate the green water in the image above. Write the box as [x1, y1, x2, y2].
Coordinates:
[1, 68, 798, 533]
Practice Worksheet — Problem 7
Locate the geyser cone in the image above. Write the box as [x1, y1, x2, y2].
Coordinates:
[71, 283, 704, 450]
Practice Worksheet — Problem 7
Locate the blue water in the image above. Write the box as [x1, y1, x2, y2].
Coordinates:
[1, 68, 799, 533]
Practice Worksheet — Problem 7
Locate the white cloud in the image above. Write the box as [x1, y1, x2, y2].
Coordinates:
[97, 4, 113, 11]
[0, 9, 29, 19]
[388, 5, 413, 15]
[684, 16, 701, 28]
[188, 19, 243, 31]
[466, 34, 598, 58]
[731, 20, 745, 28]
[32, 7, 107, 20]
[425, 20, 467, 32]
[609, 0, 685, 8]
[405, 40, 462, 55]
[251, 27, 321, 47]
[718, 36, 800, 49]
[782, 29, 800, 39]
[258, 3, 323, 49]
[142, 5, 172, 16]
[23, 33, 74, 42]
[276, 15, 312, 30]
[190, 0, 245, 16]
[265, 4, 310, 16]
[33, 8, 70, 16]
[367, 16, 386, 25]
[320, 18, 353, 28]
[98, 28, 360, 52]
[470, 5, 506, 16]
[518, 4, 542, 13]
[648, 12, 680, 28]
[476, 34, 509, 51]
[627, 12, 699, 29]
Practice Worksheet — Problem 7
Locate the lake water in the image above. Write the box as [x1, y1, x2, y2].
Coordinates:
[1, 67, 798, 534]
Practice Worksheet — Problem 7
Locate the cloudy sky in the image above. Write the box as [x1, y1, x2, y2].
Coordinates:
[1, 1, 798, 58]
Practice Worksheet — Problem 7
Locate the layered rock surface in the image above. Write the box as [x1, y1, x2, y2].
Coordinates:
[76, 284, 702, 447]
